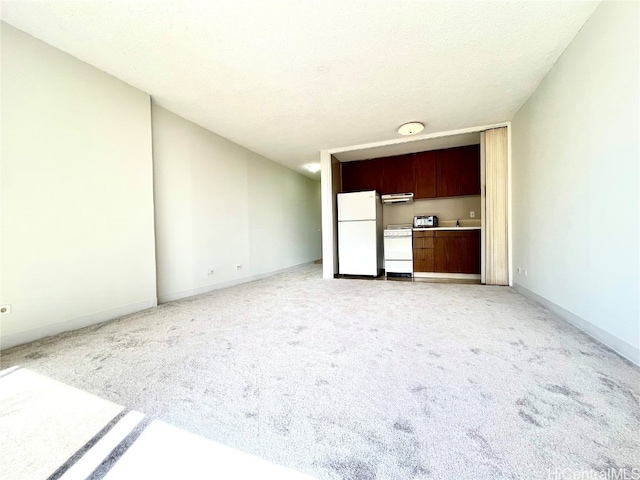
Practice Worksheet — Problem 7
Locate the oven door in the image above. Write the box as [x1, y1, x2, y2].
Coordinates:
[383, 235, 413, 261]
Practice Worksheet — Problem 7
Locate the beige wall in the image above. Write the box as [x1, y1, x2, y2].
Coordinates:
[152, 106, 321, 302]
[511, 1, 639, 363]
[383, 196, 481, 227]
[1, 23, 157, 348]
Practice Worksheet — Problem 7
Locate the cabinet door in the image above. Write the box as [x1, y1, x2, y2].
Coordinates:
[341, 159, 384, 193]
[413, 247, 434, 272]
[434, 231, 480, 274]
[381, 154, 414, 194]
[340, 161, 360, 192]
[436, 145, 480, 197]
[458, 145, 481, 196]
[413, 151, 437, 199]
[434, 234, 458, 273]
[460, 230, 481, 274]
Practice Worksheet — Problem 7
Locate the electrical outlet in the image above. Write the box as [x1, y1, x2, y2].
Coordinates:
[207, 269, 215, 275]
[524, 269, 528, 277]
[0, 304, 12, 315]
[470, 211, 475, 218]
[236, 264, 242, 270]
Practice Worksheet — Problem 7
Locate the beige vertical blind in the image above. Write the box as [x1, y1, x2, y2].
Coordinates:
[484, 127, 509, 285]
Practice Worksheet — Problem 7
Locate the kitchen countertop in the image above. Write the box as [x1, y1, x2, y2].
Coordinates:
[413, 226, 481, 231]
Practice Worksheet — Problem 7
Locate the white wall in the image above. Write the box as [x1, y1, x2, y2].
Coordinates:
[152, 106, 321, 302]
[1, 23, 157, 349]
[511, 1, 639, 363]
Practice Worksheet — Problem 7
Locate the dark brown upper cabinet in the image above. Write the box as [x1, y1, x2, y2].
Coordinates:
[412, 151, 437, 199]
[341, 158, 384, 193]
[341, 144, 480, 198]
[436, 144, 480, 197]
[381, 154, 414, 194]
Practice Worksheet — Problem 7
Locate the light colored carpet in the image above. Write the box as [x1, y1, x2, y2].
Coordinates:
[0, 367, 314, 480]
[0, 367, 123, 480]
[1, 264, 638, 479]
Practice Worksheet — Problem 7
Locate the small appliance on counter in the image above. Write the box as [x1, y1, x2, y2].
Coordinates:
[414, 215, 438, 228]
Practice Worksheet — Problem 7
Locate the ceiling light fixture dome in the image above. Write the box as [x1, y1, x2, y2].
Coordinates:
[306, 163, 321, 173]
[397, 122, 425, 136]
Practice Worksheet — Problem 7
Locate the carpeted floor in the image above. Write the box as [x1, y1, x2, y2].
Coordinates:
[1, 264, 638, 479]
[0, 367, 315, 480]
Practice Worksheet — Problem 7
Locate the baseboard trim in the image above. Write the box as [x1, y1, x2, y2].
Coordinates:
[0, 298, 158, 351]
[513, 283, 639, 366]
[414, 272, 481, 280]
[157, 261, 315, 304]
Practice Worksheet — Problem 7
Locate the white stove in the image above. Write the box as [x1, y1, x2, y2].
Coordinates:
[383, 224, 413, 276]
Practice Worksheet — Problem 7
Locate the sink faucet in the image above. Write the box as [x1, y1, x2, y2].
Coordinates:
[456, 219, 460, 227]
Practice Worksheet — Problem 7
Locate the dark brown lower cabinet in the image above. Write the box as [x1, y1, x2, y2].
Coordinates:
[413, 231, 435, 272]
[413, 246, 435, 272]
[433, 230, 481, 274]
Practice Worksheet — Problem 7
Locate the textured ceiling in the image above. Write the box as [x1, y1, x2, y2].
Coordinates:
[0, 1, 599, 178]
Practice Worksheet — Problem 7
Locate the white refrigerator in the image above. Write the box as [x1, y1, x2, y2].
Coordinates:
[337, 190, 383, 276]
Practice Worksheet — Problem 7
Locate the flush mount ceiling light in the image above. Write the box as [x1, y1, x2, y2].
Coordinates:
[306, 163, 321, 173]
[397, 122, 425, 136]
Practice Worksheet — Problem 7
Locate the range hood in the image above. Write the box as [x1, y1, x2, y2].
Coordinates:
[381, 193, 414, 204]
